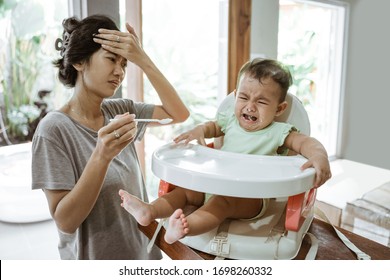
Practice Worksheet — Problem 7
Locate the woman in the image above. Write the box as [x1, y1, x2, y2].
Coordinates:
[31, 14, 189, 259]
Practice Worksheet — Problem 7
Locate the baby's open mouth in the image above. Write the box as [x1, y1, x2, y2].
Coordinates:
[243, 113, 258, 122]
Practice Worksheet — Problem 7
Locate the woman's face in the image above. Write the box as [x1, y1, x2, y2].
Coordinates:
[234, 73, 285, 132]
[77, 48, 127, 98]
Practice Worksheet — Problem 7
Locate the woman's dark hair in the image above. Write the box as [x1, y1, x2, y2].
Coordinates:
[53, 14, 119, 87]
[236, 58, 293, 103]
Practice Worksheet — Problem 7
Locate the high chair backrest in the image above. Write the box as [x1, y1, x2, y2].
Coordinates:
[217, 92, 310, 136]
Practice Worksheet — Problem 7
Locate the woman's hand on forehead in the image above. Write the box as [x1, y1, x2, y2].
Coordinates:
[93, 23, 146, 66]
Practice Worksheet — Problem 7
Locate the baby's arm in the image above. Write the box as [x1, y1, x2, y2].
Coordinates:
[283, 131, 332, 188]
[173, 121, 224, 146]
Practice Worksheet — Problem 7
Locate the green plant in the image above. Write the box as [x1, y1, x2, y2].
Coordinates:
[0, 0, 48, 143]
[6, 104, 40, 138]
[3, 36, 43, 106]
[280, 30, 317, 109]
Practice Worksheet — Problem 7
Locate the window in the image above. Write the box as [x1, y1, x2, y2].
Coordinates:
[121, 0, 347, 198]
[139, 0, 229, 199]
[278, 0, 348, 158]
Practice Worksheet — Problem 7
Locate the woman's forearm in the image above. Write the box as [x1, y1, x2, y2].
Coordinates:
[141, 57, 189, 123]
[52, 151, 110, 233]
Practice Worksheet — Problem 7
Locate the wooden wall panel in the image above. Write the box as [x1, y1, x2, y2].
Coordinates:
[228, 0, 252, 93]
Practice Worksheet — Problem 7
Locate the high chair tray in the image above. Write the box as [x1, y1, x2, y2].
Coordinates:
[152, 143, 315, 198]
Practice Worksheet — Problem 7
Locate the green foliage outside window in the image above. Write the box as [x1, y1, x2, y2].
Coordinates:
[0, 0, 67, 144]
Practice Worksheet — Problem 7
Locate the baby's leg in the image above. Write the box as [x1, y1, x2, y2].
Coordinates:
[119, 189, 155, 226]
[184, 196, 262, 236]
[118, 188, 204, 226]
[164, 209, 189, 244]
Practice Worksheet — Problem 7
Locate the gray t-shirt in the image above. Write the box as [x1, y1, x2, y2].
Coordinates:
[31, 98, 162, 260]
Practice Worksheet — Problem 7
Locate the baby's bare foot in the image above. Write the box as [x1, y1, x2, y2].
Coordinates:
[118, 189, 153, 226]
[164, 209, 189, 244]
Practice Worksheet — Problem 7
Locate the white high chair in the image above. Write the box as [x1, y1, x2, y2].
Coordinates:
[152, 92, 318, 259]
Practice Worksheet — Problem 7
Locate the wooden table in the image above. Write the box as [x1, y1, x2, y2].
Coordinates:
[139, 218, 390, 260]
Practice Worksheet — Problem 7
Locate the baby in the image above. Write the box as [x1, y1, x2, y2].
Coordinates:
[119, 58, 331, 244]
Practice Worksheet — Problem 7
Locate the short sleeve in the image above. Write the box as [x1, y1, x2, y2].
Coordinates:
[132, 101, 154, 141]
[32, 133, 76, 191]
[216, 93, 235, 133]
[277, 124, 299, 155]
[216, 109, 231, 133]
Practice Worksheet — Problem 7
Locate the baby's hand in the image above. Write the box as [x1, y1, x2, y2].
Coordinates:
[300, 154, 332, 188]
[173, 126, 207, 146]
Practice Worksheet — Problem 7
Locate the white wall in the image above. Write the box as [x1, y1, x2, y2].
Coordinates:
[341, 0, 390, 169]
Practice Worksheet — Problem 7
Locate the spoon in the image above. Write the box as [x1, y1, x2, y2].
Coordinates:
[110, 118, 173, 124]
[135, 118, 173, 124]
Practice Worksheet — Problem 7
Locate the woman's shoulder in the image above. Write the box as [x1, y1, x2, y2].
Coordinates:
[39, 111, 70, 126]
[34, 111, 73, 135]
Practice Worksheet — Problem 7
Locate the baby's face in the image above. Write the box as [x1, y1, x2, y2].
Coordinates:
[234, 74, 284, 132]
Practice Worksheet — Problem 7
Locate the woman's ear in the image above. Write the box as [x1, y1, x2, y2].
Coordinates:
[72, 62, 84, 72]
[275, 101, 288, 116]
